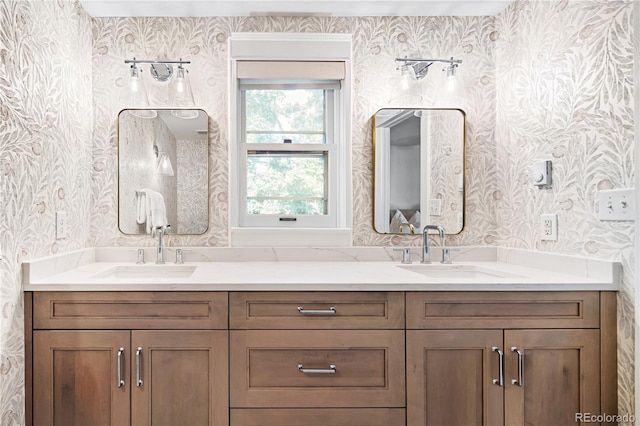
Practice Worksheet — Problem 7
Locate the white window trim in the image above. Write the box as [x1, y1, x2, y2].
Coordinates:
[229, 33, 353, 247]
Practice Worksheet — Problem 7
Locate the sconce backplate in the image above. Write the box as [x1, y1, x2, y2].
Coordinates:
[150, 62, 173, 82]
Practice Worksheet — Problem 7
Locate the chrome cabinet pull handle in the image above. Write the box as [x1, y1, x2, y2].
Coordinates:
[297, 306, 337, 315]
[136, 347, 143, 387]
[511, 347, 524, 386]
[492, 346, 504, 387]
[117, 347, 125, 388]
[298, 364, 337, 374]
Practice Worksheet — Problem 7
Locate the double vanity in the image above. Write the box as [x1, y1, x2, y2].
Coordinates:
[24, 246, 620, 426]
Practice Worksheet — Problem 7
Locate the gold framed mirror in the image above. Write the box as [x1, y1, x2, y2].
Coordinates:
[373, 108, 465, 235]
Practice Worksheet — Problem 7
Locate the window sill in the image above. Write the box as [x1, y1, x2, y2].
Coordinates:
[231, 228, 352, 247]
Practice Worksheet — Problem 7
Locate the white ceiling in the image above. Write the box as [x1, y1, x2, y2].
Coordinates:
[158, 110, 208, 140]
[79, 0, 515, 18]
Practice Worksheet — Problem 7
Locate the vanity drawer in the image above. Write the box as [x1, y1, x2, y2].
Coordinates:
[33, 291, 228, 329]
[230, 408, 406, 425]
[406, 291, 600, 329]
[229, 291, 404, 329]
[230, 330, 405, 408]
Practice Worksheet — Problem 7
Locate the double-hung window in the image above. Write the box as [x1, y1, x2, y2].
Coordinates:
[230, 34, 352, 245]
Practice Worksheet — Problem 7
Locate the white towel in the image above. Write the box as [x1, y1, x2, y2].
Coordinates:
[140, 188, 169, 233]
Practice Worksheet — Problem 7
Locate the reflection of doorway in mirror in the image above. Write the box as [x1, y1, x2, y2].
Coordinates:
[373, 108, 465, 235]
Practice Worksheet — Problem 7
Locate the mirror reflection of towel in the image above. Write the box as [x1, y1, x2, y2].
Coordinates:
[139, 188, 169, 233]
[390, 210, 408, 233]
[136, 192, 147, 224]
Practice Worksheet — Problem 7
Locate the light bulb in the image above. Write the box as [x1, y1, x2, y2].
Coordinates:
[175, 67, 186, 93]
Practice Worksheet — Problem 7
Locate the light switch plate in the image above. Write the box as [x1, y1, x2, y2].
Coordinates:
[598, 189, 635, 221]
[429, 199, 442, 216]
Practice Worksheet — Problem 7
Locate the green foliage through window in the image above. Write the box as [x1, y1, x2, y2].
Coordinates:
[245, 89, 326, 144]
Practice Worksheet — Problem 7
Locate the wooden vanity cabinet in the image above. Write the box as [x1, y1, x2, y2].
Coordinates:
[229, 291, 406, 425]
[406, 291, 617, 426]
[28, 292, 229, 426]
[26, 289, 617, 426]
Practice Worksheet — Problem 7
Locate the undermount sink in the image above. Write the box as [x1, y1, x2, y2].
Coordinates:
[93, 265, 197, 279]
[398, 264, 521, 279]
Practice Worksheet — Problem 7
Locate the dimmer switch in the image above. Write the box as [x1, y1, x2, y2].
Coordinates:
[531, 160, 552, 188]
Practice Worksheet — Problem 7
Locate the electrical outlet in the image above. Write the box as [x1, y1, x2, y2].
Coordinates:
[540, 214, 557, 241]
[56, 211, 68, 240]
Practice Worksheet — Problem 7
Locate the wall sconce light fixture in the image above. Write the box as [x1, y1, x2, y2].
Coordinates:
[153, 144, 174, 177]
[124, 58, 196, 119]
[395, 56, 464, 106]
[395, 57, 462, 81]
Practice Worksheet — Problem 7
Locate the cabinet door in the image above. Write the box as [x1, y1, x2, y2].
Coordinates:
[504, 329, 600, 426]
[407, 330, 504, 426]
[33, 331, 131, 426]
[131, 330, 228, 426]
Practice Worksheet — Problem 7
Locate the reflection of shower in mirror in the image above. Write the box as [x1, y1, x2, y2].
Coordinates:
[118, 109, 209, 235]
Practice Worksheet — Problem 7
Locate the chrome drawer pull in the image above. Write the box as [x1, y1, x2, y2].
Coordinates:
[298, 364, 337, 374]
[297, 306, 337, 315]
[117, 347, 125, 388]
[511, 347, 524, 386]
[492, 346, 504, 387]
[136, 347, 143, 387]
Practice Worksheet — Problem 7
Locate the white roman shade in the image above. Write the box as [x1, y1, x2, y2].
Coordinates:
[237, 61, 345, 80]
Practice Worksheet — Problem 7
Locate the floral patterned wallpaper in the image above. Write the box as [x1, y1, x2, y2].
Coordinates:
[494, 0, 635, 414]
[177, 139, 208, 234]
[89, 15, 497, 248]
[0, 0, 635, 423]
[0, 1, 93, 424]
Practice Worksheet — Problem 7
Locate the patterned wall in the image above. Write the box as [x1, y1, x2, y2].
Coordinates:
[177, 139, 208, 234]
[0, 1, 93, 424]
[494, 0, 635, 414]
[90, 15, 497, 248]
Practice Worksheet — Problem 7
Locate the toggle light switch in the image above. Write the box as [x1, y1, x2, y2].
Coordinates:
[598, 189, 635, 221]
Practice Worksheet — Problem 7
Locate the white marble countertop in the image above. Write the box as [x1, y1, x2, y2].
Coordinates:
[22, 246, 621, 292]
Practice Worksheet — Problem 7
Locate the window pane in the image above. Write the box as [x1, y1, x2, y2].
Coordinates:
[245, 89, 326, 144]
[247, 152, 327, 215]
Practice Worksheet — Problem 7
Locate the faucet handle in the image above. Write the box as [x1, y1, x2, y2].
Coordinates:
[129, 248, 145, 264]
[441, 247, 460, 264]
[174, 248, 192, 265]
[393, 248, 413, 264]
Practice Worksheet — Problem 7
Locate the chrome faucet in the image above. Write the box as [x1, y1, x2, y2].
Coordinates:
[151, 225, 170, 264]
[421, 225, 445, 264]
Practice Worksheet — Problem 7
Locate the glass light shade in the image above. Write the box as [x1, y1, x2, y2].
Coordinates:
[169, 65, 196, 119]
[435, 64, 466, 108]
[125, 64, 157, 119]
[390, 64, 423, 105]
[157, 153, 174, 176]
